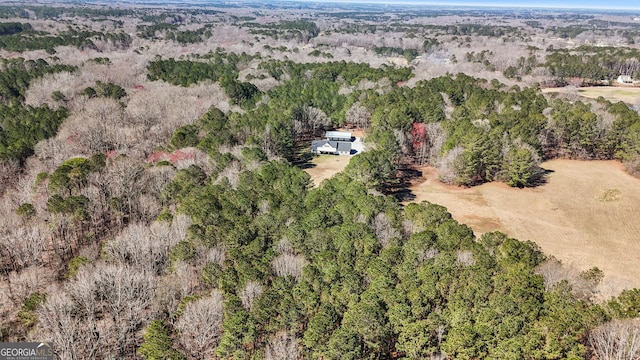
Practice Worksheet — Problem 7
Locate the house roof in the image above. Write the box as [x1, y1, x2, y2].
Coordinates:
[311, 140, 351, 153]
[337, 142, 351, 153]
[325, 131, 352, 139]
[311, 140, 332, 151]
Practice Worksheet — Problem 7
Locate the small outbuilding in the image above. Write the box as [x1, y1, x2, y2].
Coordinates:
[325, 131, 352, 142]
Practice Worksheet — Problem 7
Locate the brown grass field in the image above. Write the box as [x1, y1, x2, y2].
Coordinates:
[409, 159, 640, 297]
[305, 154, 352, 187]
[543, 86, 640, 104]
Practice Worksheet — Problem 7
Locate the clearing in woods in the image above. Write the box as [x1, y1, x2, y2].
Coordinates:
[304, 129, 365, 187]
[409, 159, 640, 297]
[305, 155, 352, 187]
[543, 86, 640, 104]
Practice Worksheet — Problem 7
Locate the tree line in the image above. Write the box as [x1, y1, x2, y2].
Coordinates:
[543, 46, 640, 83]
[0, 57, 73, 162]
[242, 19, 319, 43]
[357, 74, 640, 188]
[0, 25, 131, 53]
[147, 52, 260, 107]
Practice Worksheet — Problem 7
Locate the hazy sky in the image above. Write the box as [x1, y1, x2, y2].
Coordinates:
[424, 0, 638, 9]
[293, 0, 640, 10]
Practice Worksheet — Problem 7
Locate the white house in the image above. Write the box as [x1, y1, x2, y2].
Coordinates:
[311, 140, 351, 155]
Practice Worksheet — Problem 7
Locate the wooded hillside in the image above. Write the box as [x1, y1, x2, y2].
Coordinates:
[0, 2, 639, 359]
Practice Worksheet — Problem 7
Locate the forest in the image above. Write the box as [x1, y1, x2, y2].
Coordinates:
[0, 1, 639, 360]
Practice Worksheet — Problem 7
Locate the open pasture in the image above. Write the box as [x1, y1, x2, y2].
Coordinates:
[409, 159, 640, 296]
[543, 86, 640, 104]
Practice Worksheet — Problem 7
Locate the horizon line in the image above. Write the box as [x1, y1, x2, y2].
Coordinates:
[265, 0, 640, 11]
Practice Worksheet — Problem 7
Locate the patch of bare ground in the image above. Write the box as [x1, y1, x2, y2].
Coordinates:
[409, 159, 640, 297]
[305, 155, 352, 187]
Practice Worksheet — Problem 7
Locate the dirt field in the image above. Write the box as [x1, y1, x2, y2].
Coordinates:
[543, 86, 640, 104]
[409, 159, 640, 297]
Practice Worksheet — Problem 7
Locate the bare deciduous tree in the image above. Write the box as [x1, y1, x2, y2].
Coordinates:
[371, 212, 401, 248]
[63, 271, 101, 359]
[535, 258, 573, 291]
[272, 253, 308, 281]
[418, 248, 439, 264]
[195, 245, 227, 269]
[240, 280, 263, 311]
[103, 222, 179, 274]
[171, 213, 192, 242]
[175, 290, 224, 359]
[265, 331, 300, 360]
[535, 259, 602, 301]
[103, 159, 145, 221]
[424, 122, 445, 165]
[216, 160, 242, 189]
[0, 224, 48, 272]
[276, 237, 294, 255]
[437, 146, 465, 184]
[292, 105, 330, 141]
[345, 102, 372, 129]
[104, 224, 151, 266]
[92, 263, 156, 356]
[80, 183, 109, 233]
[152, 274, 185, 317]
[37, 262, 156, 359]
[589, 319, 640, 360]
[6, 266, 47, 306]
[172, 262, 198, 299]
[136, 194, 162, 223]
[393, 128, 411, 157]
[24, 71, 78, 108]
[456, 250, 476, 267]
[60, 97, 125, 155]
[37, 290, 85, 360]
[33, 137, 68, 170]
[0, 160, 20, 197]
[141, 166, 177, 200]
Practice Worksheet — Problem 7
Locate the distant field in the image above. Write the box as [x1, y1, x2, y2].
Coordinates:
[409, 159, 640, 297]
[543, 86, 640, 104]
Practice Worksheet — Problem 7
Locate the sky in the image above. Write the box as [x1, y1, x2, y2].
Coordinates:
[423, 0, 639, 9]
[287, 0, 640, 10]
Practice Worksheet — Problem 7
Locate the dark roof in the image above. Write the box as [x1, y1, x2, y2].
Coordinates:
[311, 140, 331, 152]
[337, 141, 351, 153]
[311, 140, 351, 153]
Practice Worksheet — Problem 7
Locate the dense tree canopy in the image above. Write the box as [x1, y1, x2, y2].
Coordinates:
[0, 104, 67, 162]
[160, 158, 610, 359]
